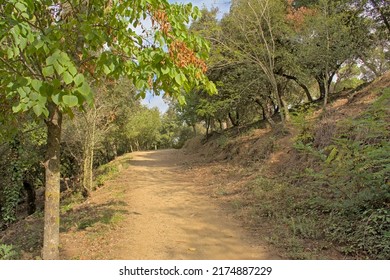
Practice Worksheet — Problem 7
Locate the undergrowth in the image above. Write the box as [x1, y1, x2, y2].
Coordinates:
[0, 243, 19, 260]
[292, 88, 390, 259]
[245, 88, 390, 259]
[94, 157, 130, 187]
[94, 156, 131, 187]
[95, 164, 119, 187]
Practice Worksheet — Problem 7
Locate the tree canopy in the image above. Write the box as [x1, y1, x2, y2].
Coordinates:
[0, 0, 216, 259]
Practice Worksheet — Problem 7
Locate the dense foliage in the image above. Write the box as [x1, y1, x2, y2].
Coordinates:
[0, 0, 215, 259]
[179, 0, 389, 132]
[0, 0, 388, 260]
[290, 88, 390, 259]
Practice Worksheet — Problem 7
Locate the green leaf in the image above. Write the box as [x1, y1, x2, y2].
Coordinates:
[178, 95, 186, 105]
[15, 2, 27, 12]
[12, 104, 23, 113]
[59, 51, 70, 63]
[74, 74, 84, 86]
[77, 82, 91, 97]
[206, 81, 217, 95]
[42, 107, 49, 118]
[135, 79, 146, 89]
[63, 71, 73, 85]
[30, 79, 42, 92]
[19, 37, 27, 50]
[62, 95, 79, 107]
[43, 44, 50, 55]
[175, 73, 183, 85]
[27, 31, 34, 43]
[29, 91, 39, 101]
[7, 48, 14, 59]
[161, 67, 170, 75]
[169, 68, 176, 79]
[53, 62, 65, 75]
[16, 87, 27, 98]
[34, 40, 44, 50]
[42, 66, 54, 77]
[32, 104, 43, 116]
[103, 64, 111, 75]
[46, 53, 57, 66]
[37, 94, 47, 105]
[68, 65, 77, 76]
[51, 93, 61, 105]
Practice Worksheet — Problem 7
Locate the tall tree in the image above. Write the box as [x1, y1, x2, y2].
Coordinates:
[0, 0, 215, 259]
[221, 0, 290, 124]
[287, 0, 370, 104]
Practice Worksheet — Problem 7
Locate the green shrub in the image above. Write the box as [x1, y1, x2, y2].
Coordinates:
[0, 244, 19, 260]
[295, 89, 390, 259]
[217, 134, 229, 148]
[95, 164, 119, 187]
[291, 104, 317, 145]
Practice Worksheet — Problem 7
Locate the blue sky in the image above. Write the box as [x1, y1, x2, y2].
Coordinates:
[141, 0, 231, 114]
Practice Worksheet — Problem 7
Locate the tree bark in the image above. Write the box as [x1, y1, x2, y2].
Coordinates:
[43, 103, 62, 260]
[218, 119, 223, 131]
[192, 124, 197, 137]
[82, 105, 96, 197]
[82, 145, 92, 196]
[316, 75, 326, 100]
[323, 72, 330, 107]
[277, 72, 313, 102]
[270, 79, 285, 125]
[255, 99, 275, 127]
[228, 112, 239, 127]
[281, 96, 290, 122]
[206, 117, 211, 138]
[275, 89, 285, 124]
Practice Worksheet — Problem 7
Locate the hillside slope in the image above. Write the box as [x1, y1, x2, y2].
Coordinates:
[0, 73, 388, 260]
[184, 72, 390, 259]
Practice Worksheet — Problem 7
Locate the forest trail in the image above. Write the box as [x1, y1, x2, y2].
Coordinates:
[60, 149, 278, 260]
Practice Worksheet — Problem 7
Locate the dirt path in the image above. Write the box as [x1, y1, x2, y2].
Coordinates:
[60, 149, 277, 260]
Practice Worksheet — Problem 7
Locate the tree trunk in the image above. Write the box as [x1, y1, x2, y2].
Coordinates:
[192, 124, 196, 137]
[218, 119, 223, 131]
[82, 106, 96, 197]
[261, 105, 266, 120]
[273, 87, 285, 124]
[228, 112, 239, 127]
[316, 75, 326, 100]
[82, 144, 92, 196]
[281, 96, 290, 122]
[210, 118, 216, 132]
[43, 103, 62, 260]
[206, 117, 210, 138]
[270, 97, 278, 114]
[255, 99, 275, 127]
[323, 72, 330, 107]
[277, 72, 313, 102]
